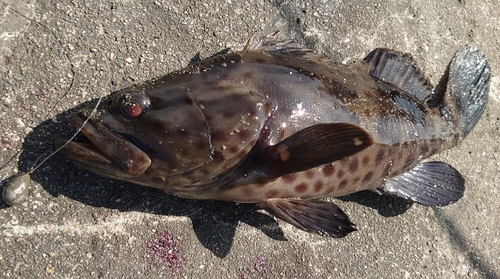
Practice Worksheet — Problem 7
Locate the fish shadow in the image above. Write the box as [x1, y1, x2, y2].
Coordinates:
[338, 191, 413, 217]
[7, 102, 411, 257]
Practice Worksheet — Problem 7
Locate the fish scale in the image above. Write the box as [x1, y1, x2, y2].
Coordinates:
[56, 32, 490, 238]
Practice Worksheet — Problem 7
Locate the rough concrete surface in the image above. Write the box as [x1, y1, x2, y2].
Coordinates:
[1, 0, 499, 278]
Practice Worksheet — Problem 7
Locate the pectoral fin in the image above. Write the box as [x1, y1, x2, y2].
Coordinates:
[264, 123, 373, 179]
[381, 161, 465, 206]
[260, 198, 356, 238]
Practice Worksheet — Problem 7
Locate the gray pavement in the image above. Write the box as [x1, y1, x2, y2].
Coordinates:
[1, 1, 499, 278]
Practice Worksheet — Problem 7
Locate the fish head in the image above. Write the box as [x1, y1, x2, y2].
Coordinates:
[56, 75, 273, 193]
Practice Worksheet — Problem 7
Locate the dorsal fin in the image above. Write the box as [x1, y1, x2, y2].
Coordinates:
[243, 31, 313, 54]
[364, 48, 433, 103]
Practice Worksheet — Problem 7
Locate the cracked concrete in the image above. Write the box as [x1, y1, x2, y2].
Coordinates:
[1, 0, 499, 278]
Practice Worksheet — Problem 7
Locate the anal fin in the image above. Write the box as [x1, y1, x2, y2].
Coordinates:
[264, 123, 373, 179]
[364, 48, 433, 102]
[260, 198, 356, 238]
[381, 161, 465, 206]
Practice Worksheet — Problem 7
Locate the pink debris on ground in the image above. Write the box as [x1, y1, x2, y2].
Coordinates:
[239, 257, 267, 279]
[144, 230, 187, 277]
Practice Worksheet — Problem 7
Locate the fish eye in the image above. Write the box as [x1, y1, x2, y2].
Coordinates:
[117, 92, 150, 118]
[122, 101, 143, 118]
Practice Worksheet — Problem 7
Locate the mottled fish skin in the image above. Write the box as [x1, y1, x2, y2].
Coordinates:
[56, 32, 490, 237]
[198, 48, 450, 202]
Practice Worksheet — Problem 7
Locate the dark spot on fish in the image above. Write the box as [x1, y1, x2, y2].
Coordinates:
[223, 109, 236, 118]
[338, 179, 348, 190]
[295, 183, 308, 193]
[214, 85, 233, 91]
[230, 93, 244, 102]
[255, 58, 267, 63]
[228, 145, 239, 154]
[375, 149, 385, 164]
[183, 97, 193, 105]
[242, 187, 254, 197]
[243, 72, 254, 79]
[397, 150, 404, 161]
[281, 173, 297, 183]
[196, 142, 208, 151]
[329, 81, 359, 100]
[237, 130, 250, 141]
[322, 164, 335, 177]
[267, 190, 280, 198]
[314, 180, 324, 192]
[212, 150, 224, 161]
[153, 176, 167, 183]
[336, 169, 345, 179]
[213, 131, 228, 142]
[421, 142, 429, 155]
[305, 170, 315, 179]
[256, 182, 266, 188]
[349, 158, 359, 172]
[172, 115, 179, 122]
[362, 155, 370, 166]
[353, 176, 360, 183]
[362, 171, 374, 183]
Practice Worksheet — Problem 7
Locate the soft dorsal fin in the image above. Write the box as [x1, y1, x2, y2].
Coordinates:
[381, 161, 464, 206]
[260, 198, 356, 237]
[364, 48, 433, 103]
[263, 123, 373, 179]
[243, 31, 313, 54]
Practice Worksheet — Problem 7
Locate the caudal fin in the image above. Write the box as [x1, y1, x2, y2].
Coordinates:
[442, 46, 490, 136]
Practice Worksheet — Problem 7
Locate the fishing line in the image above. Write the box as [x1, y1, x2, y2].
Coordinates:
[3, 56, 110, 206]
[29, 57, 110, 173]
[2, 2, 111, 206]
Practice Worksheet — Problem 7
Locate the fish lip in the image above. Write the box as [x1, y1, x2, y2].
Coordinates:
[56, 112, 152, 176]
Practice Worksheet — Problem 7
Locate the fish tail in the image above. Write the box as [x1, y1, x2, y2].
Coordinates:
[431, 46, 491, 137]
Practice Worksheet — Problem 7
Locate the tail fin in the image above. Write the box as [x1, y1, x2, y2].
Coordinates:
[442, 46, 490, 136]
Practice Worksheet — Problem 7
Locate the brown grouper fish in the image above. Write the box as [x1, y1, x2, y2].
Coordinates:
[56, 32, 490, 237]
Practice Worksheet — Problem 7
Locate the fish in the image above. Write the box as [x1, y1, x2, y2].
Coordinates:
[55, 32, 491, 237]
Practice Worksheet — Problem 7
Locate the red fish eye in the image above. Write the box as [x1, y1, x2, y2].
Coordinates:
[121, 102, 142, 118]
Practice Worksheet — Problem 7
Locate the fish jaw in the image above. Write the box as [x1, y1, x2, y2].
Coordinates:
[56, 112, 151, 177]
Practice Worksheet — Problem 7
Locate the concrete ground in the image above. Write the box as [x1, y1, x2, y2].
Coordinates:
[1, 0, 499, 278]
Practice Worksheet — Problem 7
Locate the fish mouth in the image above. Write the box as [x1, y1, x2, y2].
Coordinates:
[55, 113, 151, 176]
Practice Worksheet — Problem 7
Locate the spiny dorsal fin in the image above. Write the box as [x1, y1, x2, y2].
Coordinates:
[381, 161, 465, 206]
[364, 48, 433, 103]
[243, 31, 313, 54]
[264, 123, 373, 179]
[260, 198, 356, 237]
